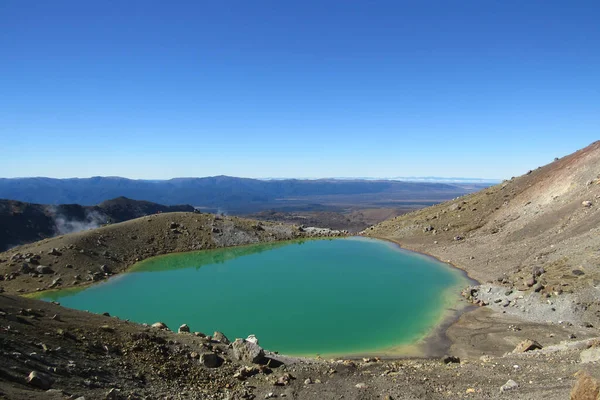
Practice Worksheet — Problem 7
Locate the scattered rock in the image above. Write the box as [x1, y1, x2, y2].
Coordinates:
[26, 371, 52, 390]
[200, 352, 222, 368]
[571, 371, 600, 399]
[36, 265, 53, 274]
[500, 379, 519, 392]
[442, 355, 460, 364]
[48, 248, 61, 256]
[232, 338, 265, 364]
[274, 373, 294, 386]
[100, 265, 111, 274]
[213, 331, 230, 344]
[513, 339, 543, 353]
[246, 334, 259, 344]
[151, 322, 169, 330]
[580, 348, 600, 363]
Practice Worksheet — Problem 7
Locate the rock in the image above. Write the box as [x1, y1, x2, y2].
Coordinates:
[200, 352, 222, 368]
[232, 338, 265, 364]
[571, 371, 600, 399]
[234, 366, 260, 380]
[442, 355, 460, 364]
[100, 265, 111, 274]
[49, 278, 62, 288]
[48, 248, 61, 256]
[213, 331, 230, 344]
[27, 371, 52, 390]
[36, 265, 53, 274]
[190, 352, 200, 360]
[513, 339, 543, 353]
[274, 373, 294, 386]
[106, 388, 120, 400]
[580, 348, 600, 363]
[100, 325, 114, 332]
[20, 263, 31, 273]
[582, 201, 593, 207]
[178, 324, 190, 333]
[151, 322, 169, 330]
[573, 269, 586, 276]
[500, 379, 519, 392]
[304, 378, 313, 385]
[533, 283, 544, 292]
[246, 334, 259, 344]
[265, 393, 276, 399]
[526, 277, 537, 287]
[532, 266, 545, 277]
[355, 383, 368, 389]
[453, 235, 464, 241]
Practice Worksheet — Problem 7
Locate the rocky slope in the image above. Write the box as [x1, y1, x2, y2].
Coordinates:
[365, 140, 600, 328]
[2, 294, 600, 400]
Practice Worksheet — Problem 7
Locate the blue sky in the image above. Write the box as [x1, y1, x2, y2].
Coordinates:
[1, 1, 598, 180]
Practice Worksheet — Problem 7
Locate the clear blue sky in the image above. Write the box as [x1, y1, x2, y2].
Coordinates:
[1, 1, 598, 180]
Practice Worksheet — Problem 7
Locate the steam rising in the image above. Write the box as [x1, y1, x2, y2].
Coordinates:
[47, 206, 107, 235]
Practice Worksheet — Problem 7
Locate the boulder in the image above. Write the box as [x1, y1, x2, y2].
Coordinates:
[246, 334, 259, 344]
[513, 339, 543, 353]
[100, 265, 111, 274]
[178, 324, 190, 333]
[442, 355, 460, 364]
[580, 348, 600, 364]
[26, 371, 52, 390]
[200, 352, 222, 368]
[232, 338, 265, 364]
[151, 322, 169, 330]
[36, 265, 53, 274]
[213, 331, 230, 344]
[571, 371, 600, 399]
[500, 379, 519, 392]
[48, 248, 61, 256]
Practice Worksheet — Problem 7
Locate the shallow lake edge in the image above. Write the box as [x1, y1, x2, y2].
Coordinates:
[369, 235, 480, 359]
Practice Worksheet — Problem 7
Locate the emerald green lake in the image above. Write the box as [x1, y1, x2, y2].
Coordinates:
[39, 237, 468, 356]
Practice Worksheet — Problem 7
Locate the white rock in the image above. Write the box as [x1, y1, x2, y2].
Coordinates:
[580, 347, 600, 363]
[500, 379, 519, 392]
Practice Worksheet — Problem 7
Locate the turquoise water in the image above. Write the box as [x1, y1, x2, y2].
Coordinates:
[38, 237, 467, 356]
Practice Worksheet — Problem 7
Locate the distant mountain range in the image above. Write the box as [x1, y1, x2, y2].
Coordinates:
[0, 176, 491, 213]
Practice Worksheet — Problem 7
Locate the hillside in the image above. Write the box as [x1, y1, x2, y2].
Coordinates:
[366, 140, 600, 327]
[0, 211, 344, 295]
[0, 176, 490, 213]
[0, 197, 194, 251]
